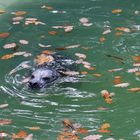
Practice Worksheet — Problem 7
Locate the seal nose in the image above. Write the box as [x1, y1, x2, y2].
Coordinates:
[29, 81, 39, 88]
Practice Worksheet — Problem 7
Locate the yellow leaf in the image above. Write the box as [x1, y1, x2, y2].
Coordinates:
[29, 126, 40, 130]
[0, 9, 6, 14]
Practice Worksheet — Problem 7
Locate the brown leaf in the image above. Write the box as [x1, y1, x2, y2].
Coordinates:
[55, 47, 67, 51]
[0, 119, 12, 125]
[1, 54, 14, 60]
[99, 37, 106, 42]
[12, 130, 28, 139]
[48, 31, 58, 35]
[13, 11, 27, 16]
[112, 9, 122, 14]
[0, 32, 10, 38]
[115, 32, 123, 36]
[113, 76, 122, 85]
[80, 71, 88, 75]
[0, 10, 6, 14]
[115, 27, 130, 32]
[128, 88, 140, 92]
[77, 128, 88, 134]
[42, 50, 55, 55]
[132, 56, 140, 62]
[93, 73, 102, 77]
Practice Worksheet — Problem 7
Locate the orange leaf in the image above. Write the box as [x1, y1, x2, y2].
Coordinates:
[14, 11, 27, 16]
[42, 50, 55, 55]
[113, 76, 122, 85]
[0, 32, 10, 38]
[132, 56, 140, 62]
[115, 32, 123, 36]
[135, 72, 140, 76]
[98, 129, 111, 133]
[115, 27, 130, 32]
[1, 54, 14, 60]
[93, 73, 102, 77]
[0, 119, 12, 125]
[12, 130, 28, 139]
[112, 9, 122, 14]
[77, 128, 88, 134]
[46, 6, 53, 10]
[48, 31, 58, 35]
[99, 37, 106, 42]
[55, 47, 67, 51]
[80, 71, 88, 75]
[128, 88, 140, 92]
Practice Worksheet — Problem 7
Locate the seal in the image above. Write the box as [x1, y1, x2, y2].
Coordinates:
[28, 53, 78, 89]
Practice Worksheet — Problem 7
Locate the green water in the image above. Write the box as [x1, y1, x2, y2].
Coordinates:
[0, 0, 140, 139]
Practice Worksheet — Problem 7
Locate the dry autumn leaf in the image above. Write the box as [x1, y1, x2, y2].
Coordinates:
[1, 54, 14, 60]
[0, 119, 12, 125]
[76, 128, 88, 134]
[128, 88, 140, 92]
[113, 76, 122, 85]
[0, 32, 10, 38]
[29, 126, 40, 130]
[0, 9, 6, 14]
[99, 37, 106, 42]
[115, 32, 123, 36]
[42, 50, 55, 55]
[48, 31, 58, 35]
[12, 130, 28, 139]
[13, 11, 27, 16]
[115, 27, 130, 32]
[132, 56, 140, 62]
[93, 73, 102, 77]
[80, 71, 88, 75]
[112, 9, 122, 14]
[98, 123, 111, 133]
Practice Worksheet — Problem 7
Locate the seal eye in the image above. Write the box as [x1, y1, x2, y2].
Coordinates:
[31, 75, 34, 79]
[43, 77, 50, 81]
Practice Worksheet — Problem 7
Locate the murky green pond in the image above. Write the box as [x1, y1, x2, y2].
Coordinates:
[1, 0, 140, 139]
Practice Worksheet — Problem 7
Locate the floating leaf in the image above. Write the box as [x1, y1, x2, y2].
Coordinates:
[0, 32, 10, 38]
[114, 83, 130, 87]
[83, 134, 103, 140]
[99, 37, 106, 42]
[12, 16, 24, 21]
[55, 47, 67, 51]
[102, 29, 111, 35]
[77, 128, 88, 134]
[35, 54, 54, 65]
[115, 27, 130, 32]
[135, 72, 140, 76]
[48, 31, 58, 35]
[108, 68, 123, 72]
[64, 26, 73, 33]
[113, 76, 122, 85]
[98, 123, 111, 134]
[75, 53, 86, 59]
[12, 11, 27, 16]
[93, 73, 102, 77]
[80, 71, 88, 75]
[38, 43, 51, 48]
[112, 9, 122, 14]
[79, 17, 89, 23]
[12, 131, 28, 139]
[128, 88, 140, 92]
[23, 134, 33, 140]
[1, 54, 14, 60]
[29, 126, 40, 130]
[66, 44, 80, 49]
[0, 131, 8, 138]
[115, 32, 123, 36]
[0, 9, 6, 14]
[0, 119, 12, 125]
[60, 71, 79, 76]
[127, 68, 139, 73]
[133, 63, 140, 67]
[19, 40, 29, 45]
[0, 104, 9, 109]
[132, 56, 140, 62]
[42, 50, 55, 55]
[3, 43, 16, 49]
